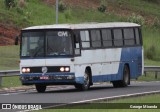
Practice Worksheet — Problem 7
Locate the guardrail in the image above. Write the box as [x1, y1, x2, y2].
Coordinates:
[144, 66, 160, 79]
[0, 70, 19, 86]
[0, 66, 160, 86]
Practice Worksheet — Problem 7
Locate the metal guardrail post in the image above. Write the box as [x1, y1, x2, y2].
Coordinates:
[144, 71, 146, 77]
[155, 72, 158, 79]
[0, 76, 2, 86]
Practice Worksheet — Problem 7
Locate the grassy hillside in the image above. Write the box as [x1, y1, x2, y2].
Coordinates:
[0, 0, 160, 70]
[0, 0, 159, 27]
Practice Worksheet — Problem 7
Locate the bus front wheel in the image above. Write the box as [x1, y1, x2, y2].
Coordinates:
[35, 84, 46, 93]
[75, 69, 90, 91]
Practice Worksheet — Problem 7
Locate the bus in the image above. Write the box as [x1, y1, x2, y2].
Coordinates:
[20, 22, 143, 93]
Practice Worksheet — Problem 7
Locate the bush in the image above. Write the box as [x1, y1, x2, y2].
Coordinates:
[146, 45, 156, 60]
[18, 0, 26, 8]
[58, 1, 67, 12]
[65, 8, 72, 21]
[16, 6, 24, 14]
[4, 0, 16, 9]
[143, 0, 160, 3]
[152, 17, 160, 28]
[97, 0, 107, 13]
[98, 5, 106, 13]
[127, 13, 145, 25]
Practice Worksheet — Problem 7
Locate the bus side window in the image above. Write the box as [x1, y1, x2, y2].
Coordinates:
[135, 28, 140, 45]
[74, 33, 80, 55]
[113, 29, 123, 46]
[123, 28, 135, 46]
[80, 31, 90, 48]
[101, 29, 112, 47]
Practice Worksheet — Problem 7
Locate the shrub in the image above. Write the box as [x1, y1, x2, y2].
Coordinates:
[98, 5, 106, 13]
[16, 6, 24, 14]
[58, 1, 67, 13]
[152, 17, 160, 28]
[143, 0, 160, 4]
[4, 0, 16, 9]
[97, 0, 107, 13]
[18, 0, 26, 8]
[65, 8, 72, 21]
[146, 45, 156, 60]
[127, 13, 145, 25]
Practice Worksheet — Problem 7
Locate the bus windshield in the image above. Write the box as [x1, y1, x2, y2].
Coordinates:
[21, 31, 73, 57]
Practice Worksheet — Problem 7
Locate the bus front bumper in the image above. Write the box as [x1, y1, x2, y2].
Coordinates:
[20, 73, 79, 85]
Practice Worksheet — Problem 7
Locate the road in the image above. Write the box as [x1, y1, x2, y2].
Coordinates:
[0, 81, 160, 104]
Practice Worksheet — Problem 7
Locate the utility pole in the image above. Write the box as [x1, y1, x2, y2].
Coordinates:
[56, 0, 59, 24]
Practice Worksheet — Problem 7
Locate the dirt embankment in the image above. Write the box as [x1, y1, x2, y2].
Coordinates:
[0, 24, 20, 46]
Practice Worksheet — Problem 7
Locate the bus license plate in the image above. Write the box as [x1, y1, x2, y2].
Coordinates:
[40, 76, 49, 80]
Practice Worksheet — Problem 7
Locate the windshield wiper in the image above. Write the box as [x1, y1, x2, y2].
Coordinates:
[32, 47, 43, 57]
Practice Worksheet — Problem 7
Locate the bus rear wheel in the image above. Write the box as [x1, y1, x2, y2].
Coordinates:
[75, 69, 90, 91]
[112, 65, 130, 88]
[35, 84, 46, 93]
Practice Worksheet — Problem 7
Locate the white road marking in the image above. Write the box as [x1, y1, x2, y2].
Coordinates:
[72, 90, 160, 103]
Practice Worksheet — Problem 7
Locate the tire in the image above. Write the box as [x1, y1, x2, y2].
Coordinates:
[74, 69, 90, 91]
[35, 84, 46, 93]
[112, 65, 130, 88]
[121, 65, 130, 87]
[74, 84, 82, 90]
[112, 81, 121, 88]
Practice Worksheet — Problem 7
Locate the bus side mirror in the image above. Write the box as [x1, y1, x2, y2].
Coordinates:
[15, 36, 19, 45]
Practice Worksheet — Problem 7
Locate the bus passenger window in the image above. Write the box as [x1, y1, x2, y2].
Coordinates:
[80, 31, 90, 48]
[90, 30, 101, 48]
[113, 29, 123, 46]
[124, 28, 135, 46]
[74, 34, 80, 55]
[101, 29, 112, 47]
[135, 28, 140, 45]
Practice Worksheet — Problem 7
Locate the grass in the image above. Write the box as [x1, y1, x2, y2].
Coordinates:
[142, 27, 160, 60]
[138, 72, 160, 81]
[0, 45, 19, 70]
[0, 76, 21, 88]
[34, 94, 160, 112]
[144, 59, 160, 66]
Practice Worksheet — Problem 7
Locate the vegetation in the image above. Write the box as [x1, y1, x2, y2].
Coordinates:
[58, 0, 67, 13]
[97, 0, 107, 13]
[0, 0, 159, 60]
[0, 46, 19, 70]
[4, 0, 16, 9]
[0, 76, 21, 88]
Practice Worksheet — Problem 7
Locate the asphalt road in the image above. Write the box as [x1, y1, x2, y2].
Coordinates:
[0, 81, 160, 104]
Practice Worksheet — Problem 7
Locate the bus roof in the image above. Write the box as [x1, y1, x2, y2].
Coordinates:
[23, 22, 140, 30]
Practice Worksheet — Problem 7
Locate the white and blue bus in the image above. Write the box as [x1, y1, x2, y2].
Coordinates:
[20, 22, 143, 93]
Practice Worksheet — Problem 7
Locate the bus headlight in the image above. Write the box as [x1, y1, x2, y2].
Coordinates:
[65, 67, 70, 72]
[60, 67, 70, 72]
[22, 68, 30, 73]
[60, 67, 65, 72]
